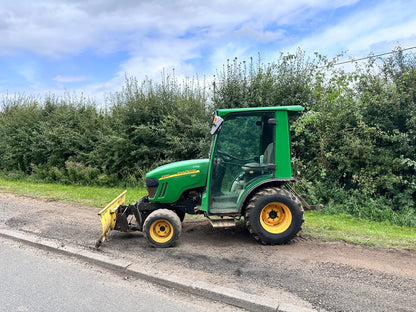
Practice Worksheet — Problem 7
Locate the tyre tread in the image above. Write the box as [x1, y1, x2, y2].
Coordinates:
[143, 209, 182, 248]
[244, 186, 304, 244]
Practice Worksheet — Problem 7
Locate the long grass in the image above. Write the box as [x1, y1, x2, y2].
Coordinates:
[1, 178, 415, 250]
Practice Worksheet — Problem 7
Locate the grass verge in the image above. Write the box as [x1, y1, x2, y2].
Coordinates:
[303, 211, 416, 250]
[1, 178, 415, 250]
[0, 178, 147, 207]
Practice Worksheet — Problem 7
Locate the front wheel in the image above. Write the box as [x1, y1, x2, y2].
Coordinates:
[143, 209, 182, 248]
[245, 187, 304, 244]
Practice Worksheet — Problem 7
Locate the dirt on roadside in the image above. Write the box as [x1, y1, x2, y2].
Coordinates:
[1, 191, 415, 312]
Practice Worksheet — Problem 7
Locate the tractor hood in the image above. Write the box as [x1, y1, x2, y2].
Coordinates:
[145, 159, 209, 203]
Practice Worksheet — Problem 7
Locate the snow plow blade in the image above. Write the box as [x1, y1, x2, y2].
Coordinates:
[95, 190, 127, 248]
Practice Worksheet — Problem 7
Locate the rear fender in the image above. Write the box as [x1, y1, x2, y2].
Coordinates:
[237, 179, 297, 216]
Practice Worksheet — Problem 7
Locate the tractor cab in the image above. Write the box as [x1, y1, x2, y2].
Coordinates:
[202, 106, 303, 215]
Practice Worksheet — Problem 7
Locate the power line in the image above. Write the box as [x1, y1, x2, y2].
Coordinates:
[330, 46, 416, 67]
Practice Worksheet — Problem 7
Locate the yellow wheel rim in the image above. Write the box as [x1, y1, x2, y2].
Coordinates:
[149, 219, 174, 243]
[260, 202, 292, 234]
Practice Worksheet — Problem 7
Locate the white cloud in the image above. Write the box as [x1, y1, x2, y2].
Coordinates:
[54, 75, 87, 83]
[349, 19, 416, 52]
[2, 0, 416, 102]
[289, 0, 416, 59]
[234, 22, 286, 43]
[0, 0, 359, 56]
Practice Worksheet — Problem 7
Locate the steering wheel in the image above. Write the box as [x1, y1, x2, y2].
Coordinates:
[216, 149, 239, 161]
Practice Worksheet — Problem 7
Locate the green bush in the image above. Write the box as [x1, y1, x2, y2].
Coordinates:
[0, 48, 415, 227]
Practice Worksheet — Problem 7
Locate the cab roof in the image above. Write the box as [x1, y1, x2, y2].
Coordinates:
[216, 105, 304, 117]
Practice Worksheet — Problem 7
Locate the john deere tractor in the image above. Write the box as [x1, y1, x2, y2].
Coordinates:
[96, 105, 320, 248]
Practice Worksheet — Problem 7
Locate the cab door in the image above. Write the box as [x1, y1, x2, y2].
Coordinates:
[209, 111, 275, 213]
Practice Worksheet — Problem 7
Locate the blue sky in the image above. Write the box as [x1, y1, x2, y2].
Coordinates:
[1, 0, 416, 104]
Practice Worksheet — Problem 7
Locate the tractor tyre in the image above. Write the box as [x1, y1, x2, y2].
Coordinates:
[245, 187, 304, 245]
[143, 209, 182, 248]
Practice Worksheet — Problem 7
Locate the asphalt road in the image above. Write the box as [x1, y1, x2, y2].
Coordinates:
[1, 192, 416, 312]
[0, 239, 244, 312]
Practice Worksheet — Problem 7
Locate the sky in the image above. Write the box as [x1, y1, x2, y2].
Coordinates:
[1, 0, 416, 104]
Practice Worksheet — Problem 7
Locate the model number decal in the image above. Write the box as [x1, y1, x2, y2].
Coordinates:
[159, 169, 200, 180]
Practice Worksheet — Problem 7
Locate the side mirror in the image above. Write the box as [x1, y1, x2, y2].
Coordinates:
[210, 115, 224, 135]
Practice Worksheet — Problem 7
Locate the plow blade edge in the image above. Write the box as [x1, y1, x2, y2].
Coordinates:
[95, 190, 127, 248]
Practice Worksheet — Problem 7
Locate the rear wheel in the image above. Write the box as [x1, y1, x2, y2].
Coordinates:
[143, 209, 182, 248]
[245, 187, 304, 244]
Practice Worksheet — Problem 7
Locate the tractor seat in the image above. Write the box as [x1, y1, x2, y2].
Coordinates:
[241, 143, 274, 172]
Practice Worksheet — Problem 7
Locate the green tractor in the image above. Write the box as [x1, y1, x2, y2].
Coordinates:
[96, 105, 320, 248]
